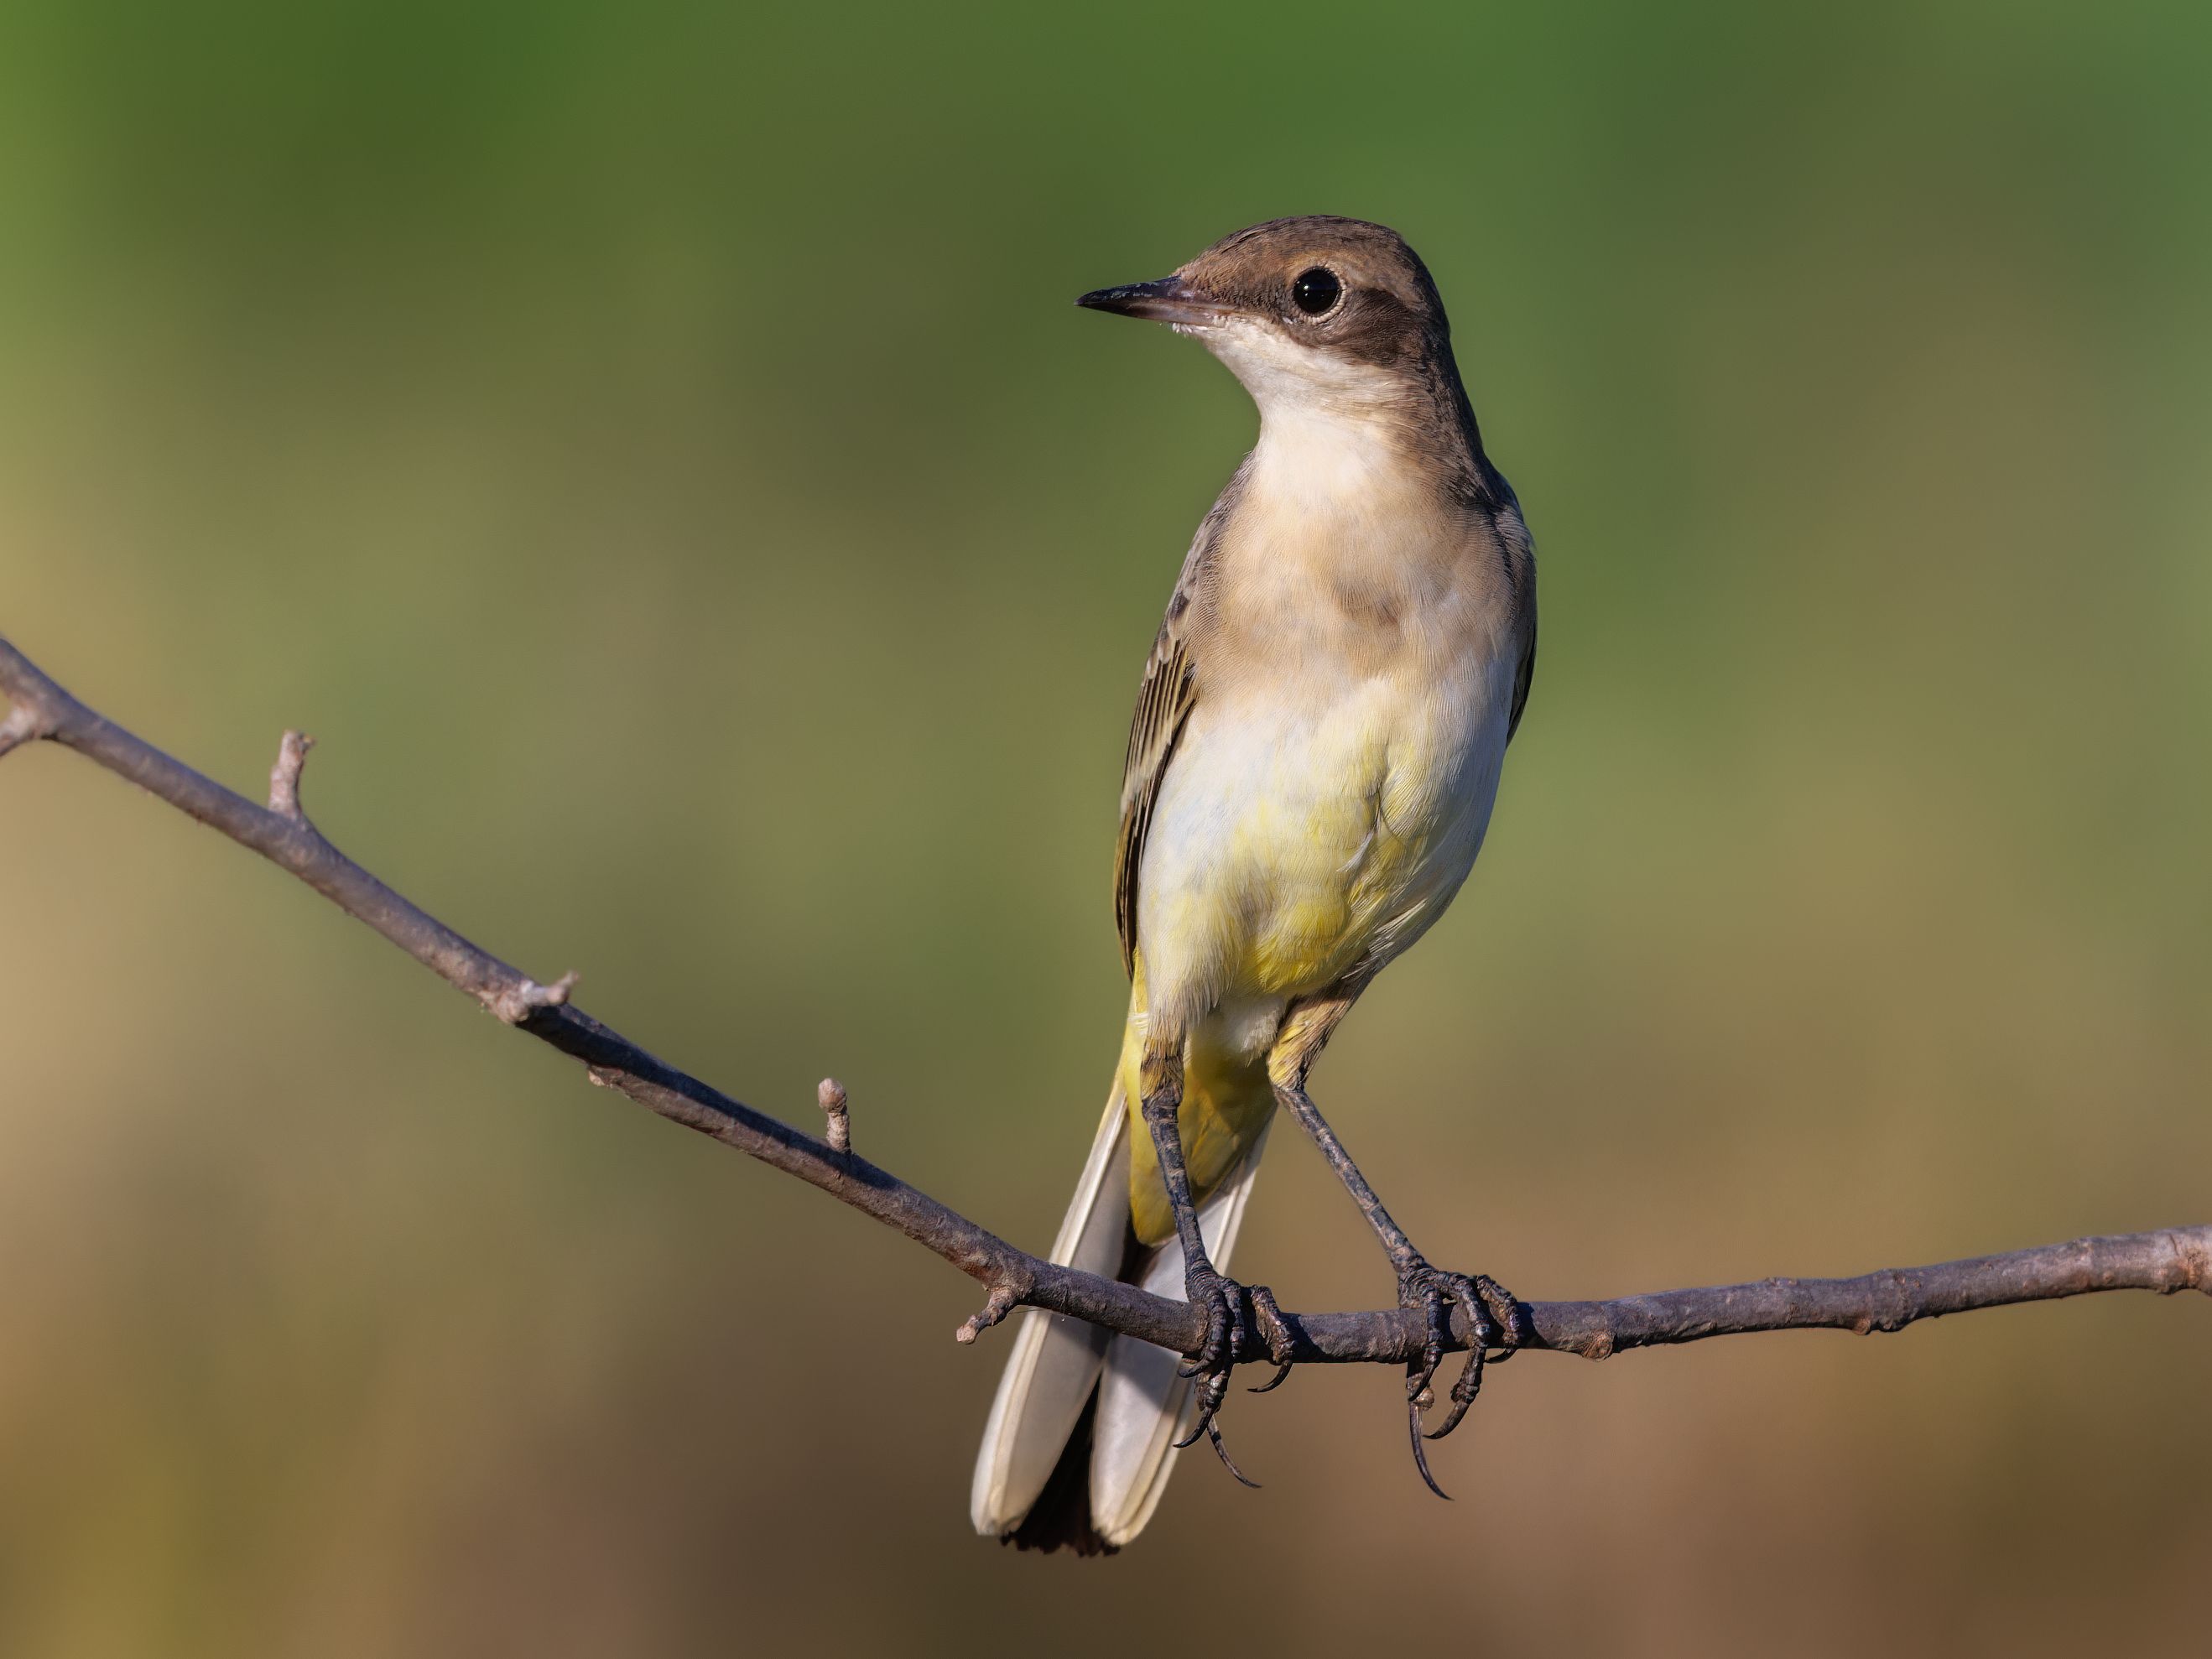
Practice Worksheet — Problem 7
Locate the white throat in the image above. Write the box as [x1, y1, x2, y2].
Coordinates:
[1194, 317, 1424, 518]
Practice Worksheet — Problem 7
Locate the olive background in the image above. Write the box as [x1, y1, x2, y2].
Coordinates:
[3, 3, 2209, 1654]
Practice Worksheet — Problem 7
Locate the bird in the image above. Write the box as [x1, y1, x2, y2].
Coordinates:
[971, 216, 1538, 1554]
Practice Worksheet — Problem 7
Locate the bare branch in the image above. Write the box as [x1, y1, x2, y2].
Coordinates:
[2, 628, 2205, 1379]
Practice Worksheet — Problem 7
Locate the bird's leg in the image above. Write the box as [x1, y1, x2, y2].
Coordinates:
[1137, 1037, 1252, 1477]
[1272, 1079, 1533, 1495]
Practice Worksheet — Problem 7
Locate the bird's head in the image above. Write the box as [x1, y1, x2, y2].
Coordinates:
[1075, 216, 1456, 419]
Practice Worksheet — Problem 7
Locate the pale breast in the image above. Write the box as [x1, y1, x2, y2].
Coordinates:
[1135, 509, 1517, 1032]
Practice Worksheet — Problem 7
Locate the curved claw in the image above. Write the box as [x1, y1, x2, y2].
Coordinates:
[1423, 1344, 1486, 1442]
[1246, 1284, 1297, 1394]
[1174, 1359, 1233, 1450]
[1169, 1268, 1254, 1483]
[1200, 1413, 1261, 1487]
[1424, 1273, 1499, 1443]
[1405, 1279, 1450, 1407]
[1174, 1372, 1261, 1485]
[1487, 1278, 1537, 1353]
[1407, 1390, 1453, 1500]
[1174, 1271, 1244, 1382]
[1395, 1264, 1522, 1457]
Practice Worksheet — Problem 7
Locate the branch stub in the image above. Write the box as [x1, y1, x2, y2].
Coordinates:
[818, 1078, 851, 1154]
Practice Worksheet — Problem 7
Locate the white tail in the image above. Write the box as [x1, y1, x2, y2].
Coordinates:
[970, 1080, 1267, 1551]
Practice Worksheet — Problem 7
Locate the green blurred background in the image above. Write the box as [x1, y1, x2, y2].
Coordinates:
[3, 2, 2209, 1653]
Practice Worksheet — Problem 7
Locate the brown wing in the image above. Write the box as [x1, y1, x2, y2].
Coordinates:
[1112, 620, 1197, 976]
[1496, 497, 1538, 744]
[1507, 610, 1537, 742]
[1111, 463, 1247, 978]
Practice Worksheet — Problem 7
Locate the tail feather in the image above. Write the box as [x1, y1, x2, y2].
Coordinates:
[1004, 1381, 1116, 1554]
[1090, 1122, 1267, 1547]
[971, 1079, 1268, 1553]
[969, 1085, 1131, 1536]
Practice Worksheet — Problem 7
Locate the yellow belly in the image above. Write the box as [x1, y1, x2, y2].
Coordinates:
[1118, 660, 1508, 1246]
[1117, 956, 1275, 1246]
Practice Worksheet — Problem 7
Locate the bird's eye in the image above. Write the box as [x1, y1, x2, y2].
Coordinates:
[1290, 267, 1341, 316]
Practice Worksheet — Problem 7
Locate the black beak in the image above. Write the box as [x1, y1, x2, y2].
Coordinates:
[1075, 275, 1230, 325]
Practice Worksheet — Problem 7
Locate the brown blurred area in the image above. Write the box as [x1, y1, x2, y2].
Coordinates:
[3, 3, 2209, 1653]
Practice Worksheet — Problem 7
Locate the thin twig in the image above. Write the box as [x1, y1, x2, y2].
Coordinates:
[2, 630, 2205, 1376]
[267, 729, 316, 821]
[0, 700, 48, 760]
[818, 1078, 852, 1155]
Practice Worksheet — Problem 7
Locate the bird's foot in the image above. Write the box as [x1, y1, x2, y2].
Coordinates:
[1396, 1257, 1532, 1498]
[1171, 1261, 1261, 1486]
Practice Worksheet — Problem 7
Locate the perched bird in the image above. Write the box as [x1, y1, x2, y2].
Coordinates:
[971, 217, 1538, 1553]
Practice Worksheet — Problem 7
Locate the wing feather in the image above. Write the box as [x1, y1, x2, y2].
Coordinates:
[1507, 610, 1537, 742]
[1496, 497, 1538, 743]
[1111, 462, 1247, 977]
[1113, 628, 1195, 975]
